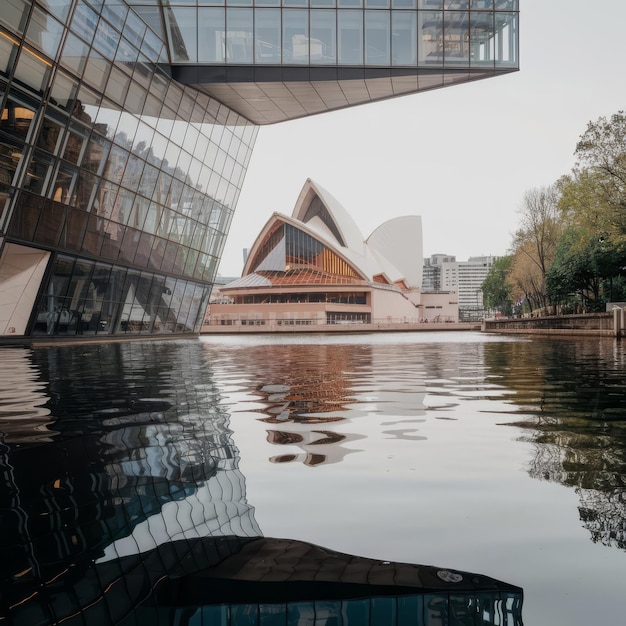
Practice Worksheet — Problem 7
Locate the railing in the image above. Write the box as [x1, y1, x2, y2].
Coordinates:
[203, 316, 457, 327]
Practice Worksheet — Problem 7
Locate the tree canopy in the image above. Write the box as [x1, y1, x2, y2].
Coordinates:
[506, 110, 626, 314]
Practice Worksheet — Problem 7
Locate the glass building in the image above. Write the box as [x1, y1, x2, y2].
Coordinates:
[0, 0, 518, 340]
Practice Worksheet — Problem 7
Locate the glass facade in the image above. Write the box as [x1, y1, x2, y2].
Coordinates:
[0, 0, 257, 338]
[0, 0, 517, 340]
[249, 222, 363, 284]
[152, 0, 518, 68]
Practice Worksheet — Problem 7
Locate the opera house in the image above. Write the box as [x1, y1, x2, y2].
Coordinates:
[205, 179, 457, 327]
[0, 1, 517, 341]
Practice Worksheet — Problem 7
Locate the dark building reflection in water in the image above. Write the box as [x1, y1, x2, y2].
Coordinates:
[0, 341, 522, 625]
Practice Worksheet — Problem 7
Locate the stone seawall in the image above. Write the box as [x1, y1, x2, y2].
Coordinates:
[482, 312, 622, 338]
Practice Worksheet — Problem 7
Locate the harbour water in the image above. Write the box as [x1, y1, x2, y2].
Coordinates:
[1, 332, 625, 625]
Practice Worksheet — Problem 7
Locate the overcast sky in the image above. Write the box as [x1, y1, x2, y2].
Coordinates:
[217, 0, 626, 277]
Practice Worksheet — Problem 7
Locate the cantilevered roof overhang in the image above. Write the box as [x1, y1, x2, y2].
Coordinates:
[173, 66, 517, 125]
[131, 2, 519, 125]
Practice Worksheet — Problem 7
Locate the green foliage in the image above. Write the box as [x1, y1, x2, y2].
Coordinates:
[481, 256, 514, 315]
[508, 110, 626, 314]
[546, 227, 626, 310]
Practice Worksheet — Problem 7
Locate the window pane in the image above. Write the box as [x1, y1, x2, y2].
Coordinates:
[338, 11, 363, 64]
[494, 12, 517, 67]
[365, 11, 389, 65]
[283, 10, 309, 64]
[25, 8, 64, 60]
[199, 8, 226, 62]
[226, 8, 253, 63]
[14, 47, 51, 92]
[469, 12, 494, 65]
[311, 10, 336, 64]
[418, 10, 442, 66]
[392, 11, 416, 65]
[166, 7, 198, 62]
[444, 10, 469, 66]
[71, 2, 99, 46]
[60, 32, 89, 76]
[0, 0, 30, 34]
[255, 9, 281, 63]
[50, 70, 79, 110]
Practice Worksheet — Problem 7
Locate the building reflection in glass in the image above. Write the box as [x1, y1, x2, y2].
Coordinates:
[1, 342, 522, 625]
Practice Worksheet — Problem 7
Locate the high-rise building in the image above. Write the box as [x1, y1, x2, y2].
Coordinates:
[422, 253, 456, 292]
[0, 1, 518, 340]
[441, 254, 496, 320]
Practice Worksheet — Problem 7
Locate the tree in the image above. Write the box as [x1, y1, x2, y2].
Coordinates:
[481, 256, 513, 315]
[573, 111, 626, 240]
[547, 227, 626, 311]
[548, 112, 626, 308]
[510, 185, 564, 312]
[508, 241, 547, 315]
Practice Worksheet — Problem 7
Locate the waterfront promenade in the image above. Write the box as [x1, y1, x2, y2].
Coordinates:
[202, 321, 481, 334]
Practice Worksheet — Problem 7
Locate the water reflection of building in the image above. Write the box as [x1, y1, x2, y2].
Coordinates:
[2, 341, 523, 624]
[3, 342, 260, 623]
[0, 2, 518, 340]
[230, 341, 429, 467]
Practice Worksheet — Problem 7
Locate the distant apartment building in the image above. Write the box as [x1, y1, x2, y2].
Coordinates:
[439, 256, 497, 321]
[422, 254, 456, 292]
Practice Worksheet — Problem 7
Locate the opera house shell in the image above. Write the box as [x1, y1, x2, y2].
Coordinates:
[206, 179, 457, 328]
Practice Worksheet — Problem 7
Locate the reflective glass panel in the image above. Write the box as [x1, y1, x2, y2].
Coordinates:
[71, 2, 99, 45]
[49, 71, 78, 110]
[338, 11, 363, 64]
[469, 11, 494, 65]
[226, 8, 254, 63]
[14, 47, 51, 92]
[418, 10, 442, 66]
[310, 10, 336, 64]
[494, 12, 517, 66]
[60, 33, 89, 76]
[0, 0, 30, 34]
[444, 10, 469, 65]
[25, 8, 64, 60]
[255, 9, 281, 63]
[283, 9, 309, 63]
[199, 8, 226, 62]
[166, 7, 198, 62]
[365, 11, 390, 65]
[392, 10, 416, 65]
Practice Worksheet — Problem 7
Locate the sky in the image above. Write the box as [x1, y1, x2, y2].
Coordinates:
[217, 0, 626, 277]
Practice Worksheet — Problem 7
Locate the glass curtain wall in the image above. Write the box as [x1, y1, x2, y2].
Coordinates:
[0, 0, 258, 337]
[160, 0, 518, 67]
[248, 222, 362, 284]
